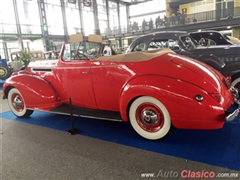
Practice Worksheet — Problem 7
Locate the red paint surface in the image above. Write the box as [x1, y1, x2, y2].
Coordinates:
[3, 45, 234, 130]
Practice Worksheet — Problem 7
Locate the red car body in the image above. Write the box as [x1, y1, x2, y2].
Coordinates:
[2, 34, 239, 140]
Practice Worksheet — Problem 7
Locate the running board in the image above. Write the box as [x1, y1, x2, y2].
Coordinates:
[50, 104, 123, 122]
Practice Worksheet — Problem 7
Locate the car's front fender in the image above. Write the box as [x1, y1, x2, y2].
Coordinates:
[3, 71, 60, 110]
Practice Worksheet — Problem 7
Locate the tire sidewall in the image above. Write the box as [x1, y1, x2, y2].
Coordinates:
[232, 77, 240, 88]
[129, 96, 171, 140]
[8, 88, 27, 117]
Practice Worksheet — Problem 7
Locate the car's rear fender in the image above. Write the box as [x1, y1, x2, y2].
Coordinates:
[119, 75, 229, 129]
[3, 72, 60, 110]
[221, 62, 240, 77]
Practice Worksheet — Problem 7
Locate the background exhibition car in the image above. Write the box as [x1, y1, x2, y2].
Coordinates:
[9, 50, 45, 72]
[0, 58, 11, 80]
[126, 31, 240, 91]
[3, 34, 240, 140]
[189, 30, 240, 46]
[0, 50, 45, 80]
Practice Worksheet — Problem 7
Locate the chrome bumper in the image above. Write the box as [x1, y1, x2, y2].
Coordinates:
[229, 86, 240, 103]
[225, 86, 240, 121]
[226, 108, 240, 121]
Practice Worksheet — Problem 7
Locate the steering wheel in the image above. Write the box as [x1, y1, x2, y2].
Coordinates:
[74, 51, 89, 60]
[199, 38, 206, 46]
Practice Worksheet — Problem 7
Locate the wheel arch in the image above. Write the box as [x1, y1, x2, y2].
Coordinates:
[119, 75, 173, 122]
[119, 85, 168, 122]
[197, 55, 225, 71]
[3, 85, 14, 99]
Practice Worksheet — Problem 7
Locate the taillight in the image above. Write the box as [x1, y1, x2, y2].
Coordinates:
[209, 93, 222, 103]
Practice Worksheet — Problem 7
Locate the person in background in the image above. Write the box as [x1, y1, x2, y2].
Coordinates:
[164, 15, 168, 27]
[181, 13, 186, 25]
[170, 13, 176, 26]
[193, 17, 197, 23]
[142, 19, 147, 31]
[155, 16, 160, 28]
[149, 18, 153, 30]
[176, 10, 182, 25]
[133, 21, 139, 31]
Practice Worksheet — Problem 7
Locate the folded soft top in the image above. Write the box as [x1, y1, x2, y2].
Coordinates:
[97, 48, 175, 62]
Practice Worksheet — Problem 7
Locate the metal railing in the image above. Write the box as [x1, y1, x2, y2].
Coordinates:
[101, 6, 240, 37]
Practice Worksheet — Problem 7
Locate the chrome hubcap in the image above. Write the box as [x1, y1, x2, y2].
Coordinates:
[12, 94, 24, 111]
[136, 103, 164, 132]
[142, 110, 158, 125]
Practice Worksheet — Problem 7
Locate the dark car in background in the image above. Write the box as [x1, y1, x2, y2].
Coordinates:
[126, 31, 240, 90]
[189, 30, 239, 46]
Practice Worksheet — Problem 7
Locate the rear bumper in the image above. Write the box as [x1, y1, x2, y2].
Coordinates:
[226, 107, 240, 121]
[225, 86, 240, 121]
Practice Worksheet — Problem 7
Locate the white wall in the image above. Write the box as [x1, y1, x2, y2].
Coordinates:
[189, 0, 216, 14]
[30, 38, 44, 51]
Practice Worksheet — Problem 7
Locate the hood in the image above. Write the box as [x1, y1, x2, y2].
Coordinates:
[27, 59, 58, 76]
[28, 59, 58, 70]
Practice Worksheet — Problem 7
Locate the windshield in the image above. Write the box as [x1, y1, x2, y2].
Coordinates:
[11, 53, 20, 61]
[62, 41, 101, 61]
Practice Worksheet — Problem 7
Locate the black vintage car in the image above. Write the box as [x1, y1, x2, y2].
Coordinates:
[189, 30, 238, 46]
[126, 31, 240, 89]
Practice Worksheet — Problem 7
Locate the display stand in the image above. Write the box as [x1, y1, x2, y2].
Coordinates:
[67, 98, 80, 135]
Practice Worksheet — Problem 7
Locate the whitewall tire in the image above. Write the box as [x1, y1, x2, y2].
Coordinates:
[129, 96, 171, 140]
[232, 77, 240, 89]
[7, 88, 33, 118]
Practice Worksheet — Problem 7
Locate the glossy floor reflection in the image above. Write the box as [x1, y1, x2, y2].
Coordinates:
[2, 110, 240, 170]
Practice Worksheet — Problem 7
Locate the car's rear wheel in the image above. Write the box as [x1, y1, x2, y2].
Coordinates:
[0, 65, 11, 80]
[7, 88, 33, 118]
[129, 96, 171, 140]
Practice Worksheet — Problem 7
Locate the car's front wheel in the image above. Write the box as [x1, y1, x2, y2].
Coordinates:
[129, 96, 171, 140]
[7, 88, 33, 118]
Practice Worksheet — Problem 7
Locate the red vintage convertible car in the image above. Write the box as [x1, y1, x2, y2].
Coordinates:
[2, 34, 240, 140]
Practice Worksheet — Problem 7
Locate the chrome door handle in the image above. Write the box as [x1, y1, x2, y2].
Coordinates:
[82, 71, 90, 74]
